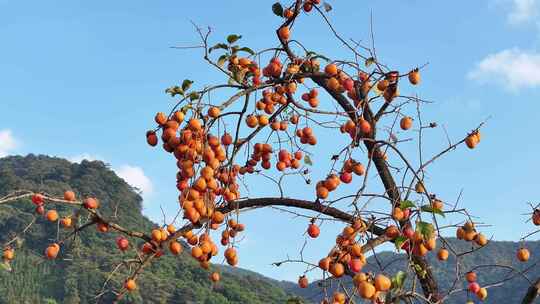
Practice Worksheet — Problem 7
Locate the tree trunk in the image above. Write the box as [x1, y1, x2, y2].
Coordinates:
[522, 278, 540, 304]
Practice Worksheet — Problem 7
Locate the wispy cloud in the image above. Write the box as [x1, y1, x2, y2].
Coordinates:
[0, 129, 18, 157]
[508, 0, 539, 25]
[68, 154, 153, 197]
[468, 48, 540, 91]
[115, 165, 154, 196]
[68, 153, 101, 163]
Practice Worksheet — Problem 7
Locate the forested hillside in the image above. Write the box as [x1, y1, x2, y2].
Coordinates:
[1, 155, 538, 303]
[0, 155, 298, 304]
[284, 239, 540, 303]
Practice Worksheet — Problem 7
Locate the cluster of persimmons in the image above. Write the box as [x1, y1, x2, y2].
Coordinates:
[6, 1, 537, 303]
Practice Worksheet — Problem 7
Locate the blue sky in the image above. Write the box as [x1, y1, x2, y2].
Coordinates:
[1, 0, 540, 282]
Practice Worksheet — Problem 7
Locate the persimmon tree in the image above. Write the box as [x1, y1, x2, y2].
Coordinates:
[2, 1, 539, 303]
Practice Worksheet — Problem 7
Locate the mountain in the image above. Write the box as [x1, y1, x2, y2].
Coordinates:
[284, 239, 540, 303]
[0, 155, 300, 304]
[1, 154, 538, 304]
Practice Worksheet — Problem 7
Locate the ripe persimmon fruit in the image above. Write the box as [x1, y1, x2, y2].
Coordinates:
[517, 248, 530, 262]
[307, 223, 320, 238]
[374, 274, 391, 291]
[298, 275, 309, 288]
[358, 281, 376, 299]
[278, 26, 290, 41]
[45, 210, 58, 222]
[155, 112, 167, 125]
[408, 69, 420, 85]
[169, 240, 182, 255]
[329, 262, 344, 277]
[319, 257, 331, 271]
[45, 243, 60, 260]
[437, 248, 449, 261]
[146, 131, 158, 146]
[60, 217, 72, 228]
[83, 197, 99, 209]
[32, 193, 44, 205]
[316, 185, 329, 199]
[400, 116, 413, 130]
[125, 279, 137, 291]
[210, 272, 220, 282]
[3, 248, 14, 261]
[246, 115, 258, 128]
[465, 271, 477, 283]
[63, 191, 76, 201]
[325, 64, 338, 76]
[208, 106, 221, 118]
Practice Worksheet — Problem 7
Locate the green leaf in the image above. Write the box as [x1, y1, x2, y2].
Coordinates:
[304, 155, 313, 166]
[416, 221, 435, 240]
[394, 236, 407, 251]
[392, 271, 407, 290]
[413, 263, 423, 273]
[0, 260, 11, 272]
[420, 205, 445, 217]
[272, 2, 284, 17]
[174, 86, 184, 96]
[365, 57, 375, 67]
[188, 92, 200, 101]
[238, 47, 256, 55]
[227, 34, 242, 44]
[165, 86, 183, 97]
[182, 79, 193, 92]
[209, 43, 229, 53]
[217, 54, 228, 68]
[400, 200, 416, 209]
[180, 105, 191, 114]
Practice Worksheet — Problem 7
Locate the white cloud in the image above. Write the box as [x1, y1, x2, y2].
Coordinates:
[508, 0, 538, 25]
[0, 129, 18, 157]
[68, 153, 101, 163]
[468, 48, 540, 90]
[115, 165, 154, 196]
[68, 154, 153, 197]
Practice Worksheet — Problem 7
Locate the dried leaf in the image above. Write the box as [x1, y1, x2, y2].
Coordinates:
[304, 155, 313, 166]
[323, 2, 332, 12]
[217, 54, 228, 67]
[188, 92, 200, 101]
[235, 69, 248, 83]
[365, 57, 375, 67]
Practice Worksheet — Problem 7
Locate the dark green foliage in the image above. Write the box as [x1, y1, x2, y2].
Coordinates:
[0, 155, 295, 304]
